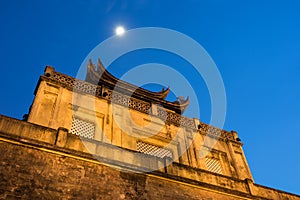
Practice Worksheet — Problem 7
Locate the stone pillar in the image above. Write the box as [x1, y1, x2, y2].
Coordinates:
[55, 127, 68, 147]
[245, 178, 255, 195]
[226, 138, 242, 179]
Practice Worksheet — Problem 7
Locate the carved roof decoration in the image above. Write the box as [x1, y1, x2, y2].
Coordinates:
[85, 58, 189, 114]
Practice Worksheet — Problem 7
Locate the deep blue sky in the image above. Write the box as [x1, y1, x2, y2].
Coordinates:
[1, 0, 300, 195]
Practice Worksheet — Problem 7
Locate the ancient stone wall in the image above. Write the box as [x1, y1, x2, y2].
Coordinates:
[0, 115, 299, 199]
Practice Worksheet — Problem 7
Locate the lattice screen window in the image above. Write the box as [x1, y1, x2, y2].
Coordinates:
[137, 141, 172, 159]
[70, 117, 95, 139]
[205, 157, 223, 174]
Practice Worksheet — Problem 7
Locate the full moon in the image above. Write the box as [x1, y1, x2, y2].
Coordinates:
[115, 26, 125, 36]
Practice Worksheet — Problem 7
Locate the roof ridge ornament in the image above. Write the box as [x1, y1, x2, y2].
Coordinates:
[174, 96, 190, 113]
[85, 58, 189, 114]
[97, 58, 105, 73]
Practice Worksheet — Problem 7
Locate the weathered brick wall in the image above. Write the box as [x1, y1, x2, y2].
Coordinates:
[0, 140, 242, 200]
[0, 115, 299, 200]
